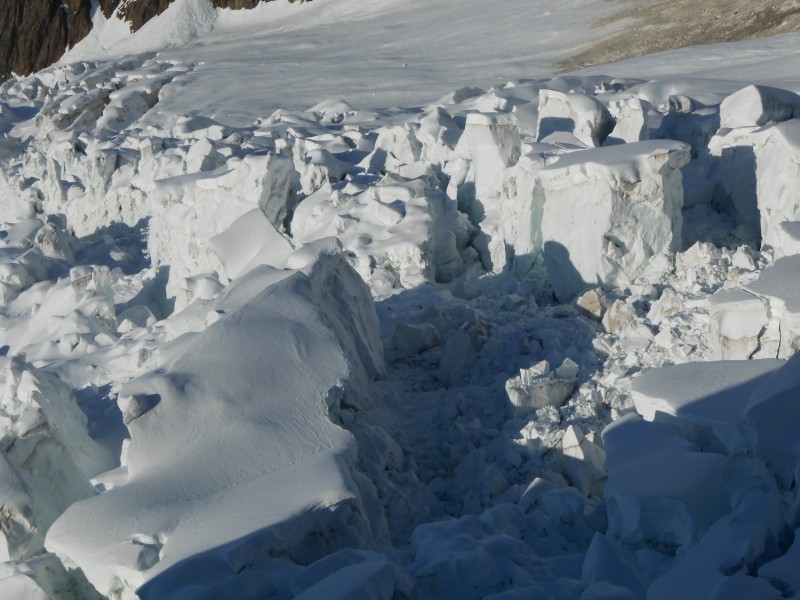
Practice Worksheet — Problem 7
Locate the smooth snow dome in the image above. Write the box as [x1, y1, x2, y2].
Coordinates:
[4, 0, 800, 598]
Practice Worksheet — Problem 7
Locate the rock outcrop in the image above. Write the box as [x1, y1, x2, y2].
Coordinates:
[0, 0, 93, 82]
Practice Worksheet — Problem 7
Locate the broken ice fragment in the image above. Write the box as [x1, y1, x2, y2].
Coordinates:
[506, 359, 577, 414]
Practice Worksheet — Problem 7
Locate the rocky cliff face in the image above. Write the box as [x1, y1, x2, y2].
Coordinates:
[0, 0, 294, 83]
[0, 0, 93, 82]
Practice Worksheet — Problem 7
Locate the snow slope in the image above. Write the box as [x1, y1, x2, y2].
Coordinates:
[0, 0, 799, 598]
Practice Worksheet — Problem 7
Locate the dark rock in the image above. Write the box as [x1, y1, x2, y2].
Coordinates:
[0, 0, 93, 82]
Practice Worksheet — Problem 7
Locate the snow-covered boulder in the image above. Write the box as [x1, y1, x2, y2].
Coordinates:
[46, 251, 387, 599]
[540, 140, 690, 301]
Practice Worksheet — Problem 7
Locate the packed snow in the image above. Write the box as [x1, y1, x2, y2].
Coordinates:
[2, 0, 800, 598]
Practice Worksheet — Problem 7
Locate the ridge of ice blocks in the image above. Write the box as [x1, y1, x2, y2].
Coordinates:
[46, 252, 387, 599]
[540, 140, 690, 301]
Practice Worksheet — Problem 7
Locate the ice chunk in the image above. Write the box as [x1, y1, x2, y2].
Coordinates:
[506, 359, 577, 414]
[719, 85, 800, 129]
[576, 287, 609, 320]
[537, 90, 614, 147]
[605, 97, 649, 145]
[540, 141, 689, 301]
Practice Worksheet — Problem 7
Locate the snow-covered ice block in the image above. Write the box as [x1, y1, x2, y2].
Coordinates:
[708, 119, 800, 249]
[707, 288, 770, 360]
[602, 413, 730, 552]
[581, 533, 648, 599]
[742, 254, 800, 357]
[292, 175, 471, 293]
[294, 146, 353, 195]
[536, 90, 614, 147]
[561, 425, 606, 496]
[148, 150, 298, 297]
[0, 553, 102, 600]
[758, 526, 800, 597]
[719, 85, 800, 130]
[416, 107, 463, 166]
[540, 140, 690, 301]
[463, 112, 521, 200]
[604, 97, 649, 145]
[46, 254, 386, 598]
[293, 553, 407, 600]
[631, 359, 782, 453]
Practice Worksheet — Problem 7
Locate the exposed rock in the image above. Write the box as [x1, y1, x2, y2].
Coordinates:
[0, 0, 93, 82]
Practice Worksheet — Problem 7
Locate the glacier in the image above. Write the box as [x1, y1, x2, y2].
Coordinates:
[0, 0, 799, 598]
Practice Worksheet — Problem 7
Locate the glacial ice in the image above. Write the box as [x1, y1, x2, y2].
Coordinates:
[539, 140, 690, 300]
[0, 5, 799, 598]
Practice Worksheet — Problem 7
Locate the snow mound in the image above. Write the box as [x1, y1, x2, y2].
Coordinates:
[46, 251, 386, 598]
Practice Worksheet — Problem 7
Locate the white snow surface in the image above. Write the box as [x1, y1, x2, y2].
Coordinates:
[0, 0, 800, 598]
